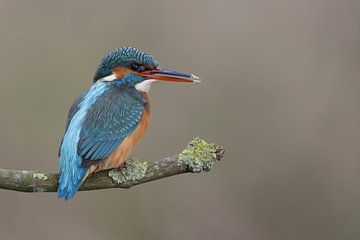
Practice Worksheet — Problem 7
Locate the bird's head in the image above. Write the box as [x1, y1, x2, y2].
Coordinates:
[93, 47, 200, 92]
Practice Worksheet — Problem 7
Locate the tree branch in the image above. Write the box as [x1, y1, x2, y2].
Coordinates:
[0, 137, 224, 193]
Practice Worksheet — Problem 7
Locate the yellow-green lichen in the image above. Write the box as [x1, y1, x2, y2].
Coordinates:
[32, 172, 48, 181]
[108, 158, 148, 184]
[177, 137, 218, 173]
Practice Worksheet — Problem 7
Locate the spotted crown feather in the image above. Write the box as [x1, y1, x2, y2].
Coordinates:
[93, 47, 159, 81]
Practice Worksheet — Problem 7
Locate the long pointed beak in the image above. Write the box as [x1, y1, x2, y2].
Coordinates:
[139, 68, 201, 83]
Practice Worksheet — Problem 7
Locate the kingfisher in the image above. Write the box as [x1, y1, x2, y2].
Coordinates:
[57, 47, 200, 200]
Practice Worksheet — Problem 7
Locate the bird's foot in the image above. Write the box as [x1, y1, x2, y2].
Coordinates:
[114, 162, 126, 171]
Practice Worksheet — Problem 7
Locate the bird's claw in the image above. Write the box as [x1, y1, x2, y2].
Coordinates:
[114, 162, 127, 171]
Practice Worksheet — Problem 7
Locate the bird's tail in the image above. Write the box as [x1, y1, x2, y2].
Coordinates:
[57, 153, 87, 201]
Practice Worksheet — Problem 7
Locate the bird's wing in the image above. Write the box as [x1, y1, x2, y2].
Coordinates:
[58, 94, 84, 157]
[77, 87, 145, 161]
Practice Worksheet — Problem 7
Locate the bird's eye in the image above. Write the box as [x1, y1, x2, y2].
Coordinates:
[138, 65, 146, 72]
[130, 63, 146, 72]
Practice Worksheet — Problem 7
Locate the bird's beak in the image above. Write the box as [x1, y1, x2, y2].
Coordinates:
[139, 68, 201, 83]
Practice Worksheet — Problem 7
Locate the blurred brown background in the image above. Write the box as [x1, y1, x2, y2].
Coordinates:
[0, 0, 359, 239]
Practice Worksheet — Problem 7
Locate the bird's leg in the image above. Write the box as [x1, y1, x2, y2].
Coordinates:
[114, 162, 127, 171]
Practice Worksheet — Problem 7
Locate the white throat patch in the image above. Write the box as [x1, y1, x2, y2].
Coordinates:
[135, 79, 157, 92]
[99, 74, 117, 82]
[99, 74, 157, 93]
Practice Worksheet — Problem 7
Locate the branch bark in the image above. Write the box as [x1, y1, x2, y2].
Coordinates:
[0, 138, 224, 193]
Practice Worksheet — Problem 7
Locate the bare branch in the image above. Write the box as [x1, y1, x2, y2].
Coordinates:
[0, 137, 224, 193]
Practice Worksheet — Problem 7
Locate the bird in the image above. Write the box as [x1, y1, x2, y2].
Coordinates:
[57, 47, 200, 200]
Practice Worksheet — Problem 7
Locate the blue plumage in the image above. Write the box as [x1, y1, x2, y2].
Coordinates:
[57, 82, 108, 200]
[78, 83, 145, 161]
[57, 76, 146, 200]
[58, 94, 84, 157]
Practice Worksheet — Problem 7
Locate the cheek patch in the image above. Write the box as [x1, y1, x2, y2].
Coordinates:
[112, 66, 136, 79]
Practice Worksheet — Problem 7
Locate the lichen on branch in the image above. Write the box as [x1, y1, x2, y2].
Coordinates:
[177, 137, 220, 172]
[0, 137, 224, 193]
[108, 158, 148, 184]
